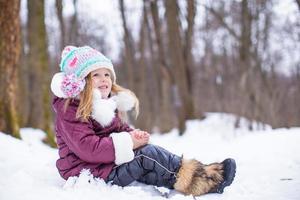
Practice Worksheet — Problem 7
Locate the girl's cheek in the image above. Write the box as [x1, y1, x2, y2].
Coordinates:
[92, 79, 98, 87]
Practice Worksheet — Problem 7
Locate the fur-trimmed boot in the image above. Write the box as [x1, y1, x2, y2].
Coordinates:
[174, 158, 236, 196]
[212, 158, 236, 194]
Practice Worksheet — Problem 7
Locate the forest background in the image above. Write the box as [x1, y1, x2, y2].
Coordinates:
[0, 0, 299, 146]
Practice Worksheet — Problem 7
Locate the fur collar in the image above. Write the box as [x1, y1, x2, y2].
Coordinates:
[91, 89, 135, 127]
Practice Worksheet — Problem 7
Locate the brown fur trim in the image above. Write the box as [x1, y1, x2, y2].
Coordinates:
[174, 159, 200, 194]
[174, 159, 224, 196]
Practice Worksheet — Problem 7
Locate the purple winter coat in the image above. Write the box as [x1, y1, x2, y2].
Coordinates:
[52, 96, 133, 180]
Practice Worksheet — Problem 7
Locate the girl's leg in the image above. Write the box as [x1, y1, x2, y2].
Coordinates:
[107, 144, 181, 189]
[106, 144, 236, 196]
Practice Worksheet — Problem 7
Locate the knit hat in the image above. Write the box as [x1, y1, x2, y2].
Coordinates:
[51, 46, 116, 98]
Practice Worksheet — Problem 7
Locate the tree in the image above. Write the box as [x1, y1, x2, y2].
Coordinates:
[149, 0, 175, 132]
[295, 0, 300, 11]
[55, 0, 66, 50]
[27, 0, 56, 147]
[134, 1, 151, 131]
[68, 0, 79, 45]
[164, 0, 194, 134]
[118, 0, 136, 91]
[0, 0, 21, 138]
[183, 0, 200, 118]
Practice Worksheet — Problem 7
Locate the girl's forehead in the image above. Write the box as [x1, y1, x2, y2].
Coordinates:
[91, 68, 110, 74]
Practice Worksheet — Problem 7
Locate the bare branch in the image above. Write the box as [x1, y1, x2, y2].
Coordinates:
[201, 3, 240, 40]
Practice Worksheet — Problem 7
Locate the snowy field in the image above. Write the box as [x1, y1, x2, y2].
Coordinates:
[0, 113, 300, 200]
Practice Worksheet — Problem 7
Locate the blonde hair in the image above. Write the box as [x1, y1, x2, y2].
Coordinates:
[64, 73, 139, 121]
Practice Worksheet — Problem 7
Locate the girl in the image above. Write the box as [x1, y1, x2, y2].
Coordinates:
[50, 46, 236, 196]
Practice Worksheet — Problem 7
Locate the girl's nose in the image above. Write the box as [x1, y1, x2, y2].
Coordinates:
[100, 76, 106, 82]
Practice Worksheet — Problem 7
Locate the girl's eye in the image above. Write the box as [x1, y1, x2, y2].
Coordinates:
[105, 73, 110, 77]
[92, 73, 99, 77]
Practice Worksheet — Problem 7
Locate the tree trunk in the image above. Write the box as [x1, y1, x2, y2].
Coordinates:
[240, 0, 252, 63]
[295, 0, 300, 11]
[149, 0, 175, 132]
[165, 0, 193, 135]
[238, 0, 255, 129]
[55, 0, 66, 50]
[68, 0, 78, 45]
[296, 66, 300, 125]
[184, 0, 198, 119]
[118, 0, 136, 91]
[135, 1, 151, 131]
[19, 12, 30, 127]
[0, 0, 21, 138]
[27, 0, 56, 147]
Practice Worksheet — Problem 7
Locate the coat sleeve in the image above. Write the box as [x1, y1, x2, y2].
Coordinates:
[59, 110, 116, 164]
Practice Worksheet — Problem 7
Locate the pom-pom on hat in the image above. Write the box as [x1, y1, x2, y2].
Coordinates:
[51, 46, 116, 98]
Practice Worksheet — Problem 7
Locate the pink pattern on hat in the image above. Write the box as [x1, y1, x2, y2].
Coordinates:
[70, 57, 78, 68]
[61, 45, 76, 58]
[61, 74, 86, 98]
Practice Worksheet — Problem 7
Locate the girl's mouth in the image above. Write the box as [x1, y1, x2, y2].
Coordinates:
[99, 85, 108, 89]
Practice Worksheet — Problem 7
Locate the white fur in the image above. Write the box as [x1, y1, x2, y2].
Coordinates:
[91, 89, 117, 127]
[112, 91, 135, 112]
[50, 72, 68, 98]
[110, 132, 134, 165]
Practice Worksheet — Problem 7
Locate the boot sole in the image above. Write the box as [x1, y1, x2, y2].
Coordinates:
[216, 158, 236, 193]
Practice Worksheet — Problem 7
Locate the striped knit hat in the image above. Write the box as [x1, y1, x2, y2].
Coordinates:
[51, 46, 116, 98]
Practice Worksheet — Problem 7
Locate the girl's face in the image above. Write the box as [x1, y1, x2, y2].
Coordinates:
[91, 68, 112, 99]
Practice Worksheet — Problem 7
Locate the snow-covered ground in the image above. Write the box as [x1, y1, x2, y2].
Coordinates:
[0, 113, 300, 200]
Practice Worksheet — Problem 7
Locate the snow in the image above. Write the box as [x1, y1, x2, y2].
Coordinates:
[1, 113, 300, 200]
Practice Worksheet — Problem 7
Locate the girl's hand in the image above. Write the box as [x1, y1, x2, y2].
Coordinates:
[130, 129, 150, 149]
[131, 129, 150, 140]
